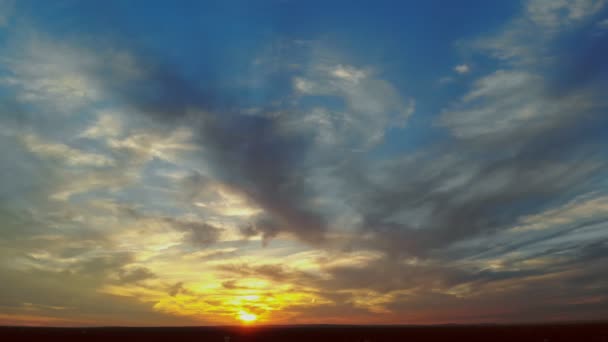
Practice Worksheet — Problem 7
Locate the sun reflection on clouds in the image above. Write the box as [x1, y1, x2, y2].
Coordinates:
[238, 311, 257, 323]
[124, 274, 327, 324]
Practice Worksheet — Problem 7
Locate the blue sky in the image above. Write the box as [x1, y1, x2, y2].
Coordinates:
[1, 0, 608, 326]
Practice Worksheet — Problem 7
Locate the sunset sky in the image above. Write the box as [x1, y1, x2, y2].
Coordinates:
[1, 0, 608, 326]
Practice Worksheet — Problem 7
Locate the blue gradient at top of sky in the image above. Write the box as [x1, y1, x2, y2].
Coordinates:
[11, 0, 521, 156]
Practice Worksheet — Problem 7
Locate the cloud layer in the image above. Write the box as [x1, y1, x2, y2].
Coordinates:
[1, 0, 607, 325]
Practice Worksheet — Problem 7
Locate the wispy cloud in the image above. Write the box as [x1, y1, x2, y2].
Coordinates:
[471, 0, 606, 64]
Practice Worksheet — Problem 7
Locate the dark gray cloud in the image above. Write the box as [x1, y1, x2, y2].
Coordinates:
[94, 60, 328, 244]
[239, 216, 284, 244]
[117, 266, 157, 284]
[164, 218, 223, 247]
[167, 282, 187, 297]
[66, 253, 135, 281]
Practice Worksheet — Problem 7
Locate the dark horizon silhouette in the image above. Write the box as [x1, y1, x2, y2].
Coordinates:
[2, 322, 608, 342]
[1, 0, 608, 333]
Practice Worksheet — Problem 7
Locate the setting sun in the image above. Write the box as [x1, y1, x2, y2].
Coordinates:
[238, 311, 257, 324]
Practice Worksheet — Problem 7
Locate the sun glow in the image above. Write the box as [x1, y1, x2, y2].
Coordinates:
[238, 311, 257, 323]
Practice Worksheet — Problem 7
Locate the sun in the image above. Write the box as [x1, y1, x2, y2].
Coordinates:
[237, 311, 257, 324]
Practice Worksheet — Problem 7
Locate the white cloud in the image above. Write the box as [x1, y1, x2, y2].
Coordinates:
[22, 133, 114, 167]
[454, 64, 470, 74]
[513, 194, 608, 232]
[526, 0, 606, 30]
[250, 41, 414, 152]
[2, 38, 100, 112]
[330, 64, 368, 83]
[41, 124, 198, 201]
[291, 59, 414, 149]
[0, 33, 141, 114]
[293, 77, 315, 93]
[80, 110, 124, 139]
[106, 126, 198, 164]
[472, 0, 606, 64]
[0, 32, 202, 203]
[438, 70, 596, 140]
[448, 0, 604, 142]
[193, 181, 263, 218]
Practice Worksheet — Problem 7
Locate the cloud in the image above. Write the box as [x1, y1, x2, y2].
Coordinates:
[79, 23, 608, 322]
[0, 33, 141, 114]
[525, 0, 606, 30]
[471, 0, 606, 64]
[209, 239, 608, 322]
[105, 126, 197, 164]
[177, 171, 263, 218]
[343, 149, 604, 258]
[513, 194, 608, 232]
[329, 64, 368, 83]
[172, 220, 223, 247]
[21, 133, 115, 167]
[117, 266, 157, 284]
[91, 57, 329, 245]
[437, 70, 597, 140]
[289, 56, 415, 150]
[338, 2, 608, 262]
[384, 260, 608, 323]
[1, 0, 608, 325]
[0, 261, 195, 326]
[79, 111, 123, 139]
[454, 64, 470, 74]
[167, 282, 187, 297]
[86, 201, 226, 250]
[44, 114, 196, 201]
[18, 37, 415, 247]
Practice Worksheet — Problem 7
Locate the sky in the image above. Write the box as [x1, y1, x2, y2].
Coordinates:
[1, 0, 608, 326]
